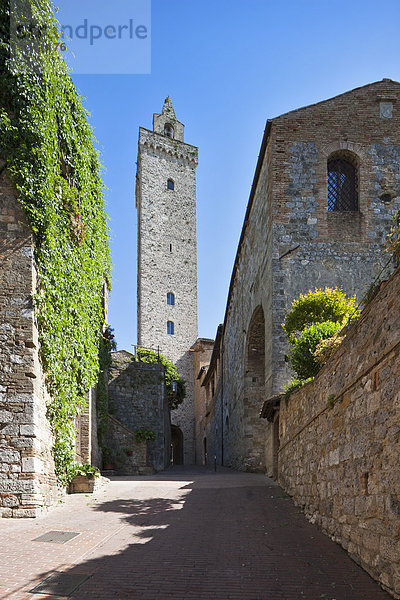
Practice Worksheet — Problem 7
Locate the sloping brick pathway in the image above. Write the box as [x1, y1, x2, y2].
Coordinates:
[0, 467, 392, 599]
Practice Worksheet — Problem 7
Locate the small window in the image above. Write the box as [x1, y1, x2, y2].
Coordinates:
[167, 179, 174, 190]
[327, 152, 358, 211]
[164, 123, 174, 138]
[167, 292, 175, 306]
[169, 244, 172, 253]
[167, 320, 174, 335]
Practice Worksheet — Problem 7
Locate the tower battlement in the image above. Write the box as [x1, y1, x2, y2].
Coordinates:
[136, 97, 198, 464]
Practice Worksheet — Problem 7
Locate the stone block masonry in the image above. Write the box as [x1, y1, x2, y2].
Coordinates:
[218, 79, 400, 476]
[136, 98, 198, 464]
[106, 351, 170, 473]
[278, 264, 400, 599]
[0, 173, 61, 516]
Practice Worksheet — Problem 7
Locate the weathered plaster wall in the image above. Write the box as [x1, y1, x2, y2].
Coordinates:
[278, 265, 400, 599]
[107, 351, 170, 473]
[0, 174, 60, 517]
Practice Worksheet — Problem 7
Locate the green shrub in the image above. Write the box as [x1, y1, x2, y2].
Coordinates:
[314, 332, 345, 366]
[135, 347, 186, 410]
[289, 321, 343, 379]
[283, 287, 358, 342]
[135, 428, 156, 443]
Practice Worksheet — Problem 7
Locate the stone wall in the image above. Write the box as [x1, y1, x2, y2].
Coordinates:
[136, 98, 199, 464]
[219, 79, 400, 474]
[278, 265, 400, 599]
[107, 351, 170, 473]
[0, 173, 60, 516]
[104, 416, 150, 475]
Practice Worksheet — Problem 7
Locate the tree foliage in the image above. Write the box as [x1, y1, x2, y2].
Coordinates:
[282, 287, 358, 382]
[135, 347, 186, 410]
[282, 287, 358, 343]
[289, 321, 343, 379]
[0, 1, 111, 484]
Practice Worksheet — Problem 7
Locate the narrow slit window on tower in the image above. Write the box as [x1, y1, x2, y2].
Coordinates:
[167, 320, 174, 335]
[169, 244, 172, 253]
[167, 292, 175, 306]
[167, 179, 174, 190]
[164, 123, 174, 138]
[327, 152, 358, 212]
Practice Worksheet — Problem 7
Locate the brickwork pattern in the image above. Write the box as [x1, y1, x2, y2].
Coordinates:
[0, 468, 391, 600]
[278, 265, 400, 599]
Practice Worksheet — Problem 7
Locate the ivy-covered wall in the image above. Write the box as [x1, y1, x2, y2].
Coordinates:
[0, 0, 111, 512]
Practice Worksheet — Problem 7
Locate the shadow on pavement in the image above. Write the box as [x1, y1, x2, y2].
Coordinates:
[23, 467, 392, 600]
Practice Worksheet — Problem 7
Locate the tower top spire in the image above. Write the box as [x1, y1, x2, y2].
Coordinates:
[153, 97, 185, 142]
[162, 96, 176, 119]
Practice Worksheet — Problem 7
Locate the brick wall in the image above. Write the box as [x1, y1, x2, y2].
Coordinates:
[278, 265, 400, 599]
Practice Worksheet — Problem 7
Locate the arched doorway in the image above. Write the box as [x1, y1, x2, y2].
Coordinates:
[243, 305, 266, 471]
[171, 425, 184, 465]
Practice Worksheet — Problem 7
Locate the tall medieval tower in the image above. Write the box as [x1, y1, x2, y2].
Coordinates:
[136, 97, 198, 464]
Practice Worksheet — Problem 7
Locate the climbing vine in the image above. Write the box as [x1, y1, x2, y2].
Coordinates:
[135, 347, 186, 410]
[0, 1, 111, 484]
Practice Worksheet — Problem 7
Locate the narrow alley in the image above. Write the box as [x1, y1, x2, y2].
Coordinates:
[0, 467, 391, 600]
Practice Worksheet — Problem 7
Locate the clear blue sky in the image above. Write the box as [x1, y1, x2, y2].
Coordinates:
[56, 0, 400, 352]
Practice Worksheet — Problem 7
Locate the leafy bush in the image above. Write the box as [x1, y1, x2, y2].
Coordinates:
[283, 287, 358, 343]
[135, 347, 186, 410]
[289, 321, 343, 379]
[67, 463, 99, 480]
[135, 428, 156, 443]
[314, 332, 345, 366]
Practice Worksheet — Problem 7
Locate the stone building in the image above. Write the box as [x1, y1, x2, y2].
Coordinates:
[0, 173, 101, 516]
[136, 98, 199, 464]
[104, 350, 170, 474]
[190, 336, 215, 465]
[199, 79, 400, 475]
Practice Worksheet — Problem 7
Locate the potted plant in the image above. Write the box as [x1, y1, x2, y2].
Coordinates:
[102, 446, 114, 470]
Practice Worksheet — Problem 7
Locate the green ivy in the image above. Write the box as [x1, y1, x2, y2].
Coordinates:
[135, 346, 186, 410]
[0, 1, 111, 485]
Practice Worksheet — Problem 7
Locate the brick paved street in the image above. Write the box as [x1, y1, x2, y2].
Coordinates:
[0, 467, 392, 600]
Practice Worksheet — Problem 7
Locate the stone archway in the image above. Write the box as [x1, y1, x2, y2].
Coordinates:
[171, 425, 184, 465]
[242, 305, 266, 472]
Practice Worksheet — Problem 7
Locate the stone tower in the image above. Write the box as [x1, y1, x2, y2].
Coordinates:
[136, 97, 198, 464]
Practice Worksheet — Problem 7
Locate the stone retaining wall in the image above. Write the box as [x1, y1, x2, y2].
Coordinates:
[278, 265, 400, 598]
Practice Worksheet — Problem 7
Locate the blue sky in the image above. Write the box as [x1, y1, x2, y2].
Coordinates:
[55, 0, 400, 352]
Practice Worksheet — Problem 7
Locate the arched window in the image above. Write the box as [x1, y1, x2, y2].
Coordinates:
[327, 152, 358, 211]
[167, 179, 174, 190]
[164, 123, 174, 138]
[167, 292, 175, 306]
[167, 321, 174, 335]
